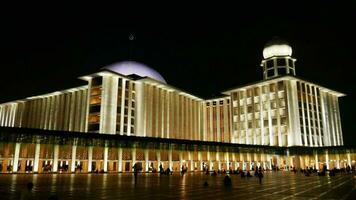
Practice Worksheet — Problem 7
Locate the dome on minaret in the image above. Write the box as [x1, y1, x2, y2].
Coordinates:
[262, 38, 292, 59]
[103, 61, 167, 84]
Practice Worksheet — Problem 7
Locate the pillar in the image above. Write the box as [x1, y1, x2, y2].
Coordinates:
[13, 142, 21, 173]
[179, 151, 183, 171]
[33, 143, 40, 173]
[325, 150, 329, 170]
[53, 145, 59, 172]
[132, 147, 136, 167]
[224, 152, 228, 171]
[315, 152, 319, 170]
[168, 148, 173, 170]
[118, 147, 123, 172]
[267, 154, 272, 170]
[286, 149, 290, 171]
[144, 149, 149, 172]
[103, 146, 108, 172]
[295, 155, 301, 171]
[71, 145, 77, 173]
[216, 152, 221, 170]
[347, 152, 351, 167]
[198, 151, 203, 171]
[207, 151, 213, 171]
[156, 150, 161, 171]
[335, 154, 340, 169]
[189, 152, 194, 171]
[88, 146, 93, 172]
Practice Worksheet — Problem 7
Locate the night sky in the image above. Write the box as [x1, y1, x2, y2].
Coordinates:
[1, 5, 355, 145]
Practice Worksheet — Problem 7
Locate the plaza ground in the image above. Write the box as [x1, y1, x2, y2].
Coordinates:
[0, 171, 355, 199]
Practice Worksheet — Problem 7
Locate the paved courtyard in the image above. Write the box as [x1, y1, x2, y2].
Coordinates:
[0, 171, 355, 199]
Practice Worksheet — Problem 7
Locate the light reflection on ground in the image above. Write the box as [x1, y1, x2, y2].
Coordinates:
[0, 172, 355, 199]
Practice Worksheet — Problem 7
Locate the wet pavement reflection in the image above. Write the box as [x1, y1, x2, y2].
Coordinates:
[0, 172, 355, 199]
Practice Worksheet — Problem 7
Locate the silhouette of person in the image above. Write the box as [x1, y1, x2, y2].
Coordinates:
[20, 182, 34, 200]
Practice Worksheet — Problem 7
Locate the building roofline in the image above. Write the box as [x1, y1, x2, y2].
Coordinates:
[222, 75, 346, 97]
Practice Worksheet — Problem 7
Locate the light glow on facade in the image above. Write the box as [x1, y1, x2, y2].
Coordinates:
[0, 41, 353, 174]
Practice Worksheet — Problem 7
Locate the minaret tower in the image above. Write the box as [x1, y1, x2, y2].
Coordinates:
[261, 38, 297, 80]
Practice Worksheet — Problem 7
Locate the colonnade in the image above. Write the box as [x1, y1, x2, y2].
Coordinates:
[1, 142, 354, 174]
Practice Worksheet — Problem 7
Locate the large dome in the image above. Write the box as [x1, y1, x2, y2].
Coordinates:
[263, 38, 292, 59]
[103, 61, 167, 83]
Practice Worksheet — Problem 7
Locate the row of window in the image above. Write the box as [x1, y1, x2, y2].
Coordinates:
[231, 82, 285, 100]
[265, 58, 294, 68]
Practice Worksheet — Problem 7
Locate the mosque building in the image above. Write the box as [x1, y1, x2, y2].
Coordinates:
[0, 39, 354, 173]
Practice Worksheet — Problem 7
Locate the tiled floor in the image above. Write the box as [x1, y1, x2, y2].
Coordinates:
[0, 171, 355, 199]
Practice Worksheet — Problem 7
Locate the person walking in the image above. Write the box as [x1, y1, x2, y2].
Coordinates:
[258, 170, 263, 184]
[133, 163, 138, 185]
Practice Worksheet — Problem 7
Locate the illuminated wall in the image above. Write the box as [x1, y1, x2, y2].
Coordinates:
[223, 76, 344, 147]
[0, 73, 344, 147]
[0, 87, 88, 132]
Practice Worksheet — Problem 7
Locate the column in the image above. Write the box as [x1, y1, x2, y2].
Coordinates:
[156, 150, 161, 171]
[144, 149, 149, 172]
[325, 150, 329, 170]
[179, 151, 183, 171]
[103, 146, 108, 172]
[198, 151, 203, 171]
[226, 152, 230, 171]
[286, 149, 290, 171]
[33, 143, 40, 173]
[189, 152, 194, 171]
[13, 142, 21, 173]
[295, 155, 301, 171]
[207, 151, 213, 171]
[88, 146, 93, 172]
[347, 152, 351, 167]
[217, 152, 221, 170]
[335, 154, 340, 169]
[53, 145, 59, 172]
[315, 152, 319, 170]
[168, 148, 173, 170]
[71, 145, 77, 173]
[132, 147, 136, 167]
[118, 147, 123, 172]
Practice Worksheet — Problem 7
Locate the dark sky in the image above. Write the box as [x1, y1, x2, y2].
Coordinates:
[1, 4, 355, 145]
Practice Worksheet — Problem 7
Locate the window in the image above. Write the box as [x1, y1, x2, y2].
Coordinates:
[88, 124, 100, 132]
[90, 87, 102, 96]
[267, 69, 275, 77]
[277, 68, 286, 76]
[232, 92, 238, 100]
[88, 114, 100, 124]
[288, 59, 293, 67]
[90, 96, 101, 105]
[277, 81, 284, 91]
[281, 117, 287, 125]
[91, 76, 102, 87]
[254, 87, 260, 95]
[277, 58, 286, 66]
[118, 78, 122, 87]
[89, 105, 101, 113]
[272, 119, 277, 126]
[267, 60, 274, 68]
[264, 120, 268, 126]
